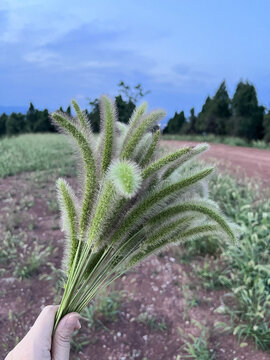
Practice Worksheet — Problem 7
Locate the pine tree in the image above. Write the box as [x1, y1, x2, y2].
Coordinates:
[186, 108, 197, 134]
[0, 113, 7, 136]
[196, 96, 213, 133]
[26, 102, 38, 132]
[196, 81, 231, 135]
[66, 106, 71, 116]
[6, 113, 26, 135]
[263, 110, 270, 143]
[34, 109, 54, 132]
[87, 99, 100, 132]
[212, 81, 231, 135]
[163, 111, 186, 134]
[231, 81, 264, 140]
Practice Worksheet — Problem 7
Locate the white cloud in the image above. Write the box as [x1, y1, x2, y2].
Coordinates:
[80, 60, 118, 69]
[23, 49, 61, 66]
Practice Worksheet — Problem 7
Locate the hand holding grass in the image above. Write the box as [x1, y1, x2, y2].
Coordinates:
[5, 306, 81, 360]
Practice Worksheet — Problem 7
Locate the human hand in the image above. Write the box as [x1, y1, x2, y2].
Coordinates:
[5, 305, 81, 360]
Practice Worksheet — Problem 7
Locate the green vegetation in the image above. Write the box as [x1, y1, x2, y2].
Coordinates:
[14, 243, 51, 279]
[52, 97, 235, 330]
[93, 290, 123, 323]
[163, 80, 270, 144]
[178, 320, 215, 359]
[0, 232, 50, 279]
[186, 173, 270, 350]
[0, 133, 74, 178]
[135, 312, 167, 332]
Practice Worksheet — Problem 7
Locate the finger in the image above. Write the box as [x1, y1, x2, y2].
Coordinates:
[51, 313, 81, 360]
[29, 305, 59, 339]
[5, 305, 59, 359]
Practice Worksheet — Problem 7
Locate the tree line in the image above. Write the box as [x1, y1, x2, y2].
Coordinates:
[0, 80, 270, 143]
[164, 80, 270, 142]
[0, 82, 146, 137]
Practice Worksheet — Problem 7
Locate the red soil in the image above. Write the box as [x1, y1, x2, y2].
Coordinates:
[162, 140, 270, 185]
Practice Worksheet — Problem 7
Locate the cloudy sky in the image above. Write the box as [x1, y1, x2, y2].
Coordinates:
[1, 0, 270, 119]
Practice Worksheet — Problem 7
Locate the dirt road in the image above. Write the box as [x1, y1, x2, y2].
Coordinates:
[162, 140, 270, 184]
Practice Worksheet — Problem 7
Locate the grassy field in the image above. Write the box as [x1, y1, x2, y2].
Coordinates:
[1, 133, 270, 359]
[162, 133, 270, 149]
[0, 133, 75, 178]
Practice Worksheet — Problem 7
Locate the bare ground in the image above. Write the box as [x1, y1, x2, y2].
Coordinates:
[162, 140, 270, 184]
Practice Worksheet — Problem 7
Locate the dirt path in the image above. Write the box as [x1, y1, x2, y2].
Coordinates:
[162, 140, 270, 183]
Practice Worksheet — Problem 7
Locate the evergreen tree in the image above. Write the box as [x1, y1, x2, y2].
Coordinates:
[263, 110, 270, 143]
[196, 96, 213, 133]
[231, 81, 264, 140]
[0, 113, 7, 136]
[26, 102, 38, 132]
[212, 81, 231, 135]
[196, 81, 231, 135]
[87, 99, 100, 133]
[186, 108, 197, 134]
[6, 113, 26, 135]
[66, 106, 71, 116]
[34, 109, 55, 132]
[163, 111, 186, 134]
[25, 102, 54, 133]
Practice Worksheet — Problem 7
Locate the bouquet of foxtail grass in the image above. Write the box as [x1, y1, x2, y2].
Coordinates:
[51, 96, 236, 330]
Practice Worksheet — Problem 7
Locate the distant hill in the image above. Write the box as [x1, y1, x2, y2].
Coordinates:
[0, 106, 28, 115]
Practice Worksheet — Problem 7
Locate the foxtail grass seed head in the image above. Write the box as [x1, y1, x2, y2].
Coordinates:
[52, 97, 237, 331]
[108, 160, 142, 198]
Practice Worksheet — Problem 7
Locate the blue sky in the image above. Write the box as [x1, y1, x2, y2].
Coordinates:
[0, 0, 270, 120]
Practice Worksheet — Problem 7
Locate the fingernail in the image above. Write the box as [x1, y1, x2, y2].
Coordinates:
[75, 319, 81, 330]
[66, 314, 80, 331]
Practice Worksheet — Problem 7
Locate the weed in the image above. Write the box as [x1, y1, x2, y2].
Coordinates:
[187, 172, 270, 349]
[178, 319, 215, 359]
[94, 290, 123, 323]
[193, 259, 229, 290]
[212, 176, 270, 349]
[14, 242, 51, 279]
[39, 263, 66, 303]
[5, 211, 23, 231]
[0, 232, 24, 267]
[135, 311, 167, 331]
[19, 195, 35, 210]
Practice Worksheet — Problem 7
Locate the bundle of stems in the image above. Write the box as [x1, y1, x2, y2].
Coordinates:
[51, 96, 236, 330]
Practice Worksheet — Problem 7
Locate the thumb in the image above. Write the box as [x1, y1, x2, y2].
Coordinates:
[51, 313, 81, 360]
